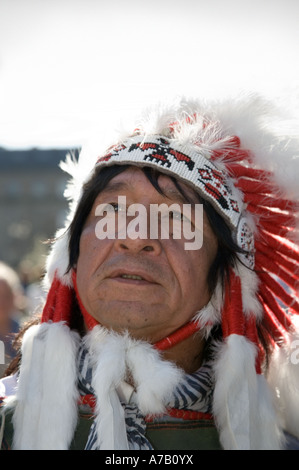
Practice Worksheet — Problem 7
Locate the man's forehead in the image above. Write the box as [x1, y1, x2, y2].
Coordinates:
[98, 167, 200, 203]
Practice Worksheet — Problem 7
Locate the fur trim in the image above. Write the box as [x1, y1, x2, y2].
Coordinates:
[43, 228, 71, 288]
[125, 335, 184, 415]
[234, 262, 263, 319]
[84, 326, 128, 449]
[193, 283, 223, 337]
[84, 326, 184, 449]
[212, 334, 283, 449]
[253, 375, 285, 449]
[11, 322, 80, 450]
[267, 317, 299, 439]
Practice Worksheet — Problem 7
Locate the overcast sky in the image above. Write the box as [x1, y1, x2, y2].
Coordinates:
[0, 0, 298, 149]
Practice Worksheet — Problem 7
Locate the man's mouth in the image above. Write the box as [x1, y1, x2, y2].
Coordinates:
[107, 269, 157, 284]
[120, 274, 144, 280]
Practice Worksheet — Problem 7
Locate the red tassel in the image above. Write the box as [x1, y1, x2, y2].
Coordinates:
[255, 241, 299, 277]
[41, 275, 73, 324]
[236, 177, 276, 195]
[257, 270, 299, 313]
[259, 286, 293, 331]
[41, 276, 59, 322]
[258, 298, 288, 343]
[244, 193, 298, 213]
[245, 315, 263, 374]
[260, 221, 295, 238]
[53, 282, 74, 323]
[247, 203, 297, 227]
[259, 231, 299, 262]
[221, 268, 264, 373]
[256, 254, 299, 291]
[226, 164, 271, 180]
[221, 269, 245, 338]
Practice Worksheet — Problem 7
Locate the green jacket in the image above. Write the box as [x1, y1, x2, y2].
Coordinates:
[1, 405, 222, 450]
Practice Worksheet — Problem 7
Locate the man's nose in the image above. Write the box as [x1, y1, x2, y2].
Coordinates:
[114, 212, 162, 254]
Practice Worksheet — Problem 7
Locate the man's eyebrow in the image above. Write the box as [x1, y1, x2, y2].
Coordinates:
[99, 181, 131, 195]
[98, 180, 197, 204]
[161, 187, 197, 204]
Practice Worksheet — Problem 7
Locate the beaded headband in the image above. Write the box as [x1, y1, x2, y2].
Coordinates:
[96, 135, 243, 229]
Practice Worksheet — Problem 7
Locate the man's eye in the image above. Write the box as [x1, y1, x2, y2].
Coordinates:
[172, 211, 182, 220]
[110, 203, 127, 213]
[96, 202, 126, 216]
[169, 210, 187, 222]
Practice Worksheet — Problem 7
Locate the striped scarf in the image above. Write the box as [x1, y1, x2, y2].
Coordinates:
[77, 342, 214, 450]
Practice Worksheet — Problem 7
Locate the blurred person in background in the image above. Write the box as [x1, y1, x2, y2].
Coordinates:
[0, 262, 23, 378]
[18, 261, 46, 316]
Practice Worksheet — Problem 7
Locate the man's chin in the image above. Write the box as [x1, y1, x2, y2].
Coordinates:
[91, 311, 162, 341]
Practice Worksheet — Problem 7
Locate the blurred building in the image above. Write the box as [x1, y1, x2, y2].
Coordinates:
[0, 148, 78, 275]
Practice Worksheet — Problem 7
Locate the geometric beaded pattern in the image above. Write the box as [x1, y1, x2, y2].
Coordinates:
[96, 135, 243, 229]
[236, 216, 255, 269]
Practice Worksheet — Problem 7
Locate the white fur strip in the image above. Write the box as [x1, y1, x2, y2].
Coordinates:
[192, 283, 223, 336]
[85, 327, 128, 450]
[85, 326, 183, 449]
[212, 334, 282, 449]
[12, 323, 80, 450]
[43, 229, 72, 288]
[253, 375, 284, 449]
[267, 317, 299, 440]
[125, 336, 183, 415]
[12, 324, 43, 449]
[234, 262, 262, 319]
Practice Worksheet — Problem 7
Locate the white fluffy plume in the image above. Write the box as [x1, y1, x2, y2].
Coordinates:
[11, 323, 80, 450]
[267, 317, 299, 440]
[84, 327, 183, 450]
[212, 334, 283, 450]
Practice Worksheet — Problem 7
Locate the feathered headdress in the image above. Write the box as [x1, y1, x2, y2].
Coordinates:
[5, 94, 299, 450]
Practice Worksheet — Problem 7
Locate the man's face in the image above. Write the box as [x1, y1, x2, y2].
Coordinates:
[76, 167, 218, 343]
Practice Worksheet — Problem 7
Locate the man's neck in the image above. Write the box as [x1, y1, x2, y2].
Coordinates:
[159, 331, 206, 374]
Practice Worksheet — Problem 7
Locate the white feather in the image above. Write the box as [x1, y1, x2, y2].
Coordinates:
[34, 323, 80, 449]
[12, 323, 80, 450]
[12, 324, 41, 449]
[267, 317, 299, 440]
[212, 334, 282, 449]
[85, 326, 128, 450]
[85, 327, 184, 448]
[192, 282, 223, 337]
[43, 228, 71, 288]
[125, 335, 183, 415]
[234, 262, 263, 319]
